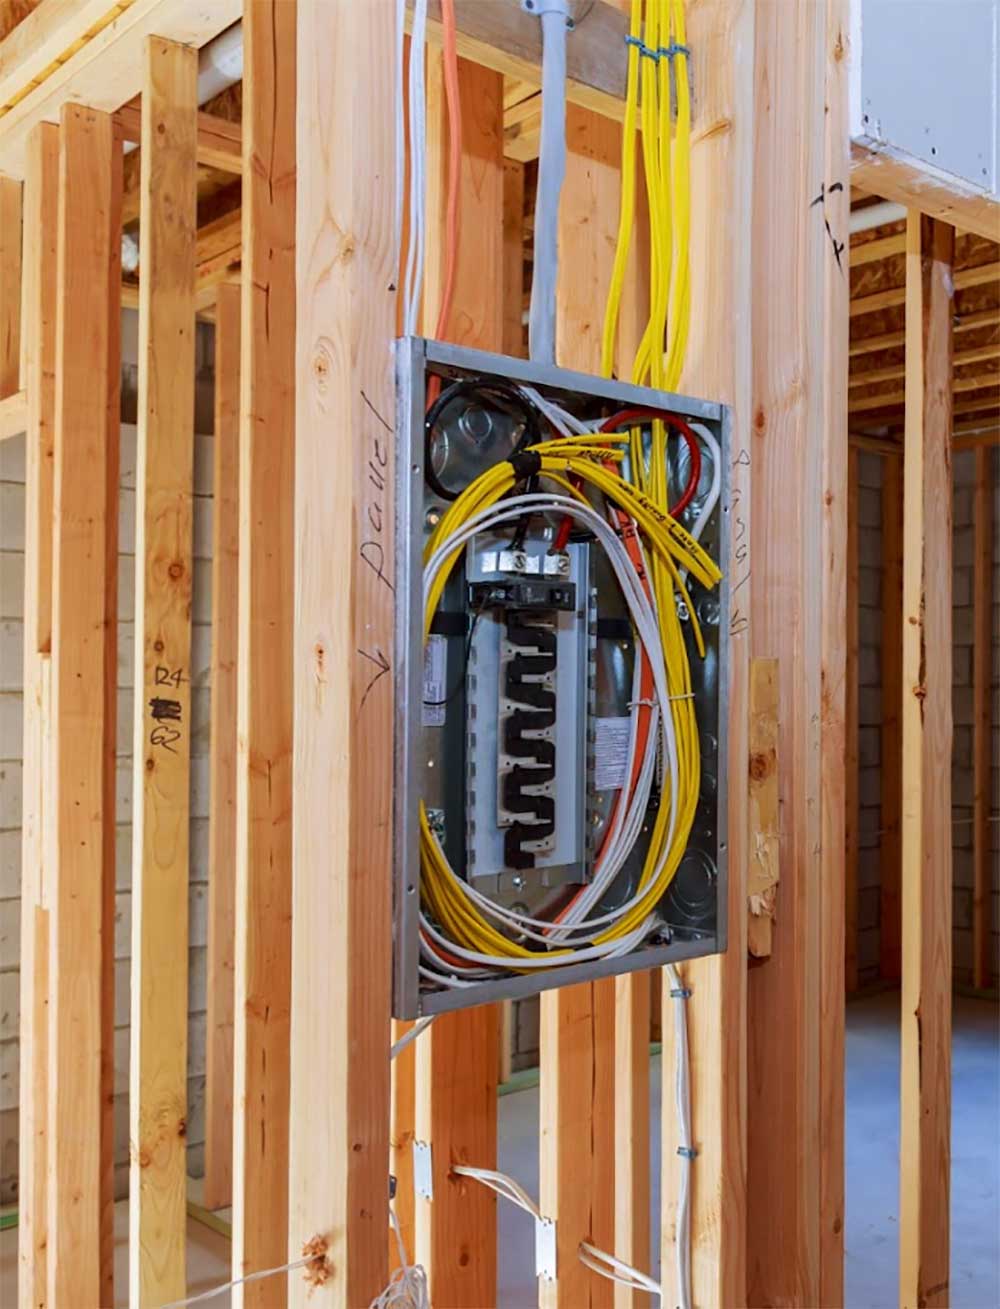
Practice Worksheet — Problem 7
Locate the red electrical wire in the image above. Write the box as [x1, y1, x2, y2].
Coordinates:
[551, 407, 702, 553]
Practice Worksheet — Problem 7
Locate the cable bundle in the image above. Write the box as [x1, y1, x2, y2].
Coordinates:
[418, 413, 721, 988]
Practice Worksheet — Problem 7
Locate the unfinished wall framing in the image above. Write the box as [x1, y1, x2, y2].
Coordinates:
[0, 1, 995, 1307]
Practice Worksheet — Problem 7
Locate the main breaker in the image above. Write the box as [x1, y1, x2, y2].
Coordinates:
[393, 337, 730, 1017]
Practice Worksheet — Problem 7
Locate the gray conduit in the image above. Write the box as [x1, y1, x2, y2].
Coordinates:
[526, 0, 570, 364]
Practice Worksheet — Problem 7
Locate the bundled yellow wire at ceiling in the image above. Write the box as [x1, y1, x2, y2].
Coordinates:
[415, 0, 704, 982]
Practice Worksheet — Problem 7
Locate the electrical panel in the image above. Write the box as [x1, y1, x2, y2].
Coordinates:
[393, 337, 731, 1018]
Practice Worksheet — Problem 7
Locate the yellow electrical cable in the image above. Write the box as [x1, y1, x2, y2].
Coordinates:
[420, 0, 708, 976]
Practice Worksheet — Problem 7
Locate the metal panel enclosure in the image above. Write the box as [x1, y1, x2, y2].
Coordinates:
[392, 337, 732, 1017]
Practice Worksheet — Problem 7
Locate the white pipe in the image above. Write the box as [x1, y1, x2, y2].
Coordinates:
[197, 20, 243, 103]
[527, 0, 570, 364]
[849, 200, 906, 235]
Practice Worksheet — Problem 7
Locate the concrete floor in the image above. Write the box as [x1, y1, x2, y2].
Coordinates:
[1, 992, 996, 1307]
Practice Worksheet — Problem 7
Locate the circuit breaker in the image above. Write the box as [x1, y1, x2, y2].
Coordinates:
[393, 337, 731, 1018]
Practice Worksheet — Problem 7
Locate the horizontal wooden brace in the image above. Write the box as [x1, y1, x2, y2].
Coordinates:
[115, 104, 242, 172]
[0, 385, 26, 439]
[409, 0, 628, 123]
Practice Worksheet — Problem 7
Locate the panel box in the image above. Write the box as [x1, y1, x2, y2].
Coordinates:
[393, 337, 731, 1017]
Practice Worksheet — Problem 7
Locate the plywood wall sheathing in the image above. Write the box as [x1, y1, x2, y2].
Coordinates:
[128, 36, 197, 1308]
[48, 100, 120, 1308]
[899, 211, 954, 1309]
[660, 1, 753, 1302]
[16, 118, 57, 1309]
[203, 282, 240, 1212]
[289, 0, 395, 1300]
[747, 0, 849, 1301]
[231, 2, 296, 1301]
[412, 52, 503, 1309]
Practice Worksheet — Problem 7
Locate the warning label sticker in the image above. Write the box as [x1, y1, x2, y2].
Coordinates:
[422, 634, 447, 727]
[594, 716, 631, 791]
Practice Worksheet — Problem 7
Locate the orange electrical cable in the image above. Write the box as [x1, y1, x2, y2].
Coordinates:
[435, 0, 462, 341]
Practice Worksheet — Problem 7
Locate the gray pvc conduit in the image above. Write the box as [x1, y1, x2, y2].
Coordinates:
[527, 0, 570, 365]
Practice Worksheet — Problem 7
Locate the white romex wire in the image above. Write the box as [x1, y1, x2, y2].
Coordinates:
[667, 962, 693, 1309]
[403, 0, 428, 338]
[419, 491, 680, 977]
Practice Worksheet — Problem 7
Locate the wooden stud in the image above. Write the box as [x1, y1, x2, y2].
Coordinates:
[818, 10, 850, 1299]
[0, 173, 20, 396]
[660, 1, 753, 1304]
[0, 0, 241, 178]
[899, 211, 954, 1309]
[413, 53, 502, 1309]
[971, 443, 994, 988]
[203, 281, 240, 1212]
[747, 658, 779, 960]
[231, 2, 296, 1301]
[129, 36, 197, 1308]
[880, 453, 904, 981]
[747, 0, 849, 1300]
[289, 0, 395, 1300]
[47, 101, 119, 1309]
[16, 118, 57, 1309]
[502, 158, 525, 358]
[845, 445, 859, 992]
[539, 102, 622, 1309]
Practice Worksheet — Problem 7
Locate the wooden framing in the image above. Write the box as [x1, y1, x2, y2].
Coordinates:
[412, 51, 502, 1309]
[747, 659, 779, 959]
[852, 142, 1000, 245]
[746, 1, 849, 1304]
[971, 444, 995, 990]
[2, 4, 992, 1309]
[899, 211, 954, 1309]
[47, 99, 120, 1307]
[231, 2, 295, 1300]
[0, 173, 20, 396]
[845, 446, 859, 992]
[660, 2, 753, 1305]
[880, 452, 903, 981]
[288, 1, 395, 1302]
[203, 281, 240, 1211]
[128, 36, 197, 1307]
[16, 118, 57, 1309]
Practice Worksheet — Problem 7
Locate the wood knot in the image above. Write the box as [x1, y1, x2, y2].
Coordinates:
[145, 756, 155, 772]
[754, 407, 766, 435]
[154, 639, 165, 653]
[311, 337, 334, 397]
[912, 683, 927, 702]
[168, 560, 184, 581]
[177, 1118, 187, 1138]
[749, 750, 774, 782]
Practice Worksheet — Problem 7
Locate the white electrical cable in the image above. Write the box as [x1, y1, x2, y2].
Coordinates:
[403, 0, 429, 337]
[666, 962, 693, 1309]
[578, 1241, 662, 1300]
[369, 1208, 430, 1309]
[390, 1015, 435, 1060]
[452, 1165, 545, 1222]
[527, 0, 570, 363]
[419, 490, 683, 975]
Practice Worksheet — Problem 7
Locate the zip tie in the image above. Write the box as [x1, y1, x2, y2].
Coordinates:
[670, 986, 692, 999]
[677, 1145, 698, 1160]
[659, 41, 691, 59]
[624, 32, 661, 60]
[628, 697, 656, 709]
